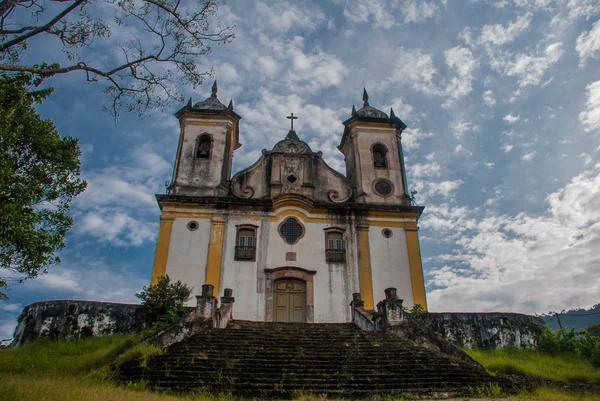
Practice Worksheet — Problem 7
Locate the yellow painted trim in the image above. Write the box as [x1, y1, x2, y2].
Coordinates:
[151, 213, 175, 285]
[348, 121, 395, 130]
[175, 211, 214, 219]
[185, 121, 218, 126]
[205, 215, 227, 296]
[368, 221, 407, 228]
[405, 227, 428, 311]
[272, 197, 328, 214]
[269, 209, 332, 224]
[356, 224, 375, 310]
[368, 210, 421, 219]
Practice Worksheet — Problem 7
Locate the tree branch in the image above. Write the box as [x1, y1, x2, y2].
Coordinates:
[0, 0, 85, 51]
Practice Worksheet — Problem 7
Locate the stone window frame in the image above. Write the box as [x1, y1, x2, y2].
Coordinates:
[277, 216, 306, 245]
[324, 227, 346, 264]
[195, 133, 213, 159]
[371, 142, 389, 169]
[234, 224, 258, 261]
[264, 266, 316, 323]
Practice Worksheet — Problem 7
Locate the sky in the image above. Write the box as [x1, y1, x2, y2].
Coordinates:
[2, 0, 600, 339]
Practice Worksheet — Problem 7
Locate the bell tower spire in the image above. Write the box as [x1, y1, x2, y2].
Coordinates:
[171, 83, 242, 196]
[338, 89, 410, 205]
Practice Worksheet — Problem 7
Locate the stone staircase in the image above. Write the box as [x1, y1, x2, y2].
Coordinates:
[117, 320, 501, 398]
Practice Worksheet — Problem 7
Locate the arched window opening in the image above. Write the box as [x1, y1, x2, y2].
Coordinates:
[235, 226, 257, 261]
[325, 230, 345, 263]
[196, 135, 212, 159]
[372, 143, 388, 169]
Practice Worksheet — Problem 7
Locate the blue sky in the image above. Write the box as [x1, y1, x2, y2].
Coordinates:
[2, 0, 600, 339]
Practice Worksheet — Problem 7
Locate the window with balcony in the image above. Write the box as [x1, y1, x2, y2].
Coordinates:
[235, 227, 256, 261]
[325, 230, 345, 263]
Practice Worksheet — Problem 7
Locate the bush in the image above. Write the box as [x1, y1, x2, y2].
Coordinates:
[136, 275, 192, 322]
[539, 328, 600, 367]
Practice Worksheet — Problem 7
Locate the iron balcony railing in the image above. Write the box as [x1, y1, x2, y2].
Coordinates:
[326, 249, 346, 263]
[235, 246, 256, 261]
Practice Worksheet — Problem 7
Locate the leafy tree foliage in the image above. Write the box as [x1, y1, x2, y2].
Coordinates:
[539, 328, 600, 368]
[0, 0, 235, 116]
[0, 73, 86, 299]
[135, 274, 192, 319]
[587, 323, 600, 337]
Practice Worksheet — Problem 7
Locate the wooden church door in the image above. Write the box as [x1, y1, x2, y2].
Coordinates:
[274, 279, 306, 322]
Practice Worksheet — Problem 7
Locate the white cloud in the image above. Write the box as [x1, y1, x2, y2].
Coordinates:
[576, 20, 600, 66]
[502, 144, 514, 152]
[444, 46, 479, 98]
[579, 80, 600, 133]
[75, 211, 158, 247]
[343, 0, 438, 27]
[566, 0, 600, 21]
[0, 303, 22, 312]
[410, 162, 441, 177]
[389, 47, 440, 95]
[343, 0, 395, 29]
[479, 14, 532, 45]
[402, 128, 432, 151]
[403, 0, 439, 24]
[503, 114, 521, 123]
[426, 163, 600, 313]
[482, 90, 496, 107]
[452, 120, 478, 138]
[491, 42, 563, 89]
[255, 1, 325, 32]
[521, 151, 537, 161]
[389, 98, 414, 121]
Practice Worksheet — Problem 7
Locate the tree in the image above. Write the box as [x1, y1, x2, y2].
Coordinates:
[136, 275, 192, 319]
[0, 73, 87, 299]
[0, 0, 234, 116]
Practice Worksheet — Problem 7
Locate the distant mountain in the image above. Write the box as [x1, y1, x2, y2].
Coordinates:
[540, 303, 600, 332]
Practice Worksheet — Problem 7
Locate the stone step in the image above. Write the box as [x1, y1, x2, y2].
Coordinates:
[116, 320, 497, 397]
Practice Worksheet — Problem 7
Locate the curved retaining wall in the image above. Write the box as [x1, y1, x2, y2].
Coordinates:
[12, 301, 546, 350]
[13, 300, 152, 346]
[416, 312, 546, 349]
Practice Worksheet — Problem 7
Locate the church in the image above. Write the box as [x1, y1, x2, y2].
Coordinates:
[150, 82, 427, 323]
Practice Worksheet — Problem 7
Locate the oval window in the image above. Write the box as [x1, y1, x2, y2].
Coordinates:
[278, 217, 304, 244]
[374, 179, 393, 196]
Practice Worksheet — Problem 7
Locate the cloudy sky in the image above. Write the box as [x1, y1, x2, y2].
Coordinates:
[2, 0, 600, 339]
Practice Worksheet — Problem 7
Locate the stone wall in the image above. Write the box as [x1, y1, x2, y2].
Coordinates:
[13, 300, 153, 347]
[416, 312, 546, 349]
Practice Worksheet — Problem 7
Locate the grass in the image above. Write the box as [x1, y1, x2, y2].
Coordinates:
[0, 373, 242, 401]
[1, 336, 600, 401]
[466, 347, 600, 382]
[0, 335, 138, 376]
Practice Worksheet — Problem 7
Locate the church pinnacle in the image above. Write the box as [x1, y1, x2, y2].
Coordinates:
[211, 80, 218, 99]
[363, 87, 369, 107]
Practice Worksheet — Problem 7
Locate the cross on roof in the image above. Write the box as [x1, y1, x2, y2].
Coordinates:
[286, 113, 298, 131]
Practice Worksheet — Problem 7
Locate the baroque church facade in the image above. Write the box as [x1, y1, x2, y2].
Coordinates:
[150, 82, 427, 323]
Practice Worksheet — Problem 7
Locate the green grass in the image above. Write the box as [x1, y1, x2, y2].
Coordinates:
[0, 335, 138, 376]
[466, 347, 600, 382]
[2, 337, 600, 401]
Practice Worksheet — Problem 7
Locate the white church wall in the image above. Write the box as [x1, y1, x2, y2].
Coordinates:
[265, 211, 358, 323]
[369, 227, 414, 307]
[220, 218, 265, 321]
[165, 217, 211, 306]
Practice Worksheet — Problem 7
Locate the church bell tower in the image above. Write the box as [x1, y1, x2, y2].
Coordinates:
[338, 89, 411, 205]
[170, 81, 242, 197]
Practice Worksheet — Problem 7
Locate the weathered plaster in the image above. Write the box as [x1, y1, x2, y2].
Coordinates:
[417, 312, 546, 349]
[12, 300, 153, 346]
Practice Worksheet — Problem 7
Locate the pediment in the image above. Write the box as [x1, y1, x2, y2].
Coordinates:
[231, 135, 352, 204]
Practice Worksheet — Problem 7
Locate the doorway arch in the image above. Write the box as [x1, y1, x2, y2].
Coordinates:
[274, 279, 306, 322]
[264, 266, 316, 323]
